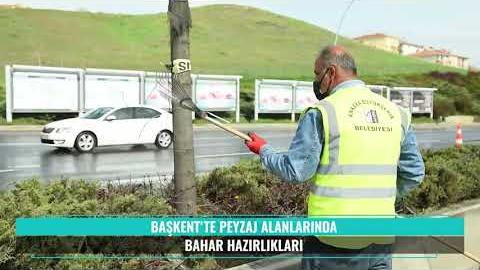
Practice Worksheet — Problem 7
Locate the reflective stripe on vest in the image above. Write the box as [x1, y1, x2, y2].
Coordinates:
[399, 106, 412, 144]
[310, 185, 397, 198]
[318, 164, 397, 175]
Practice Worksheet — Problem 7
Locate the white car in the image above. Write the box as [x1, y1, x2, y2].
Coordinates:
[40, 106, 173, 152]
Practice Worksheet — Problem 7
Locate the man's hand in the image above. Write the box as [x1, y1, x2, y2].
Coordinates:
[245, 132, 267, 155]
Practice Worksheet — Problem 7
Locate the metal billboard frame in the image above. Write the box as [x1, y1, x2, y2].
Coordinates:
[193, 74, 242, 123]
[5, 65, 83, 122]
[392, 87, 437, 118]
[255, 79, 296, 122]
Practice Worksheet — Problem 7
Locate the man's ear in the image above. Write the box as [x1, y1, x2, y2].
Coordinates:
[329, 65, 336, 79]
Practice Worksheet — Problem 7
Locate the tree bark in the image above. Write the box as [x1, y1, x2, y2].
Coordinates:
[168, 0, 196, 215]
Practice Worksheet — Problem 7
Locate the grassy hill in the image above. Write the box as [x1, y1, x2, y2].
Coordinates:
[0, 4, 459, 108]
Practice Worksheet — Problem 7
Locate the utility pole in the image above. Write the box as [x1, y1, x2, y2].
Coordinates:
[168, 0, 196, 215]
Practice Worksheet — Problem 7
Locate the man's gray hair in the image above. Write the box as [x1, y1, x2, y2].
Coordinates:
[318, 46, 357, 75]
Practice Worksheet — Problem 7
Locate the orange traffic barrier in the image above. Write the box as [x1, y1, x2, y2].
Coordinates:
[455, 123, 463, 149]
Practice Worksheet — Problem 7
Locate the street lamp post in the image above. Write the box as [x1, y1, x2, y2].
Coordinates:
[334, 0, 357, 45]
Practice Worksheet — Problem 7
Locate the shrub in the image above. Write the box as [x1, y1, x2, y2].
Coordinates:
[198, 159, 308, 215]
[471, 102, 480, 116]
[433, 94, 456, 118]
[239, 91, 255, 122]
[0, 179, 174, 269]
[0, 100, 5, 119]
[404, 146, 480, 211]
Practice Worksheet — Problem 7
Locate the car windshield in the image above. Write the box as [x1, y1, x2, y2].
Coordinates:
[81, 107, 113, 119]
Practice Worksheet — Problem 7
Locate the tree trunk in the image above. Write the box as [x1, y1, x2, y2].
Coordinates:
[168, 0, 196, 215]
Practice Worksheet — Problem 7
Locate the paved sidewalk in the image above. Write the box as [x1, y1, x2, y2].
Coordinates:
[229, 256, 478, 270]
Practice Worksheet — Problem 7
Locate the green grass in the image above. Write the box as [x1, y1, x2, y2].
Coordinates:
[0, 5, 459, 96]
[411, 116, 437, 124]
[193, 116, 297, 125]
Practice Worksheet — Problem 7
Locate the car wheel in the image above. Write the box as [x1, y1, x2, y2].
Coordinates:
[75, 131, 97, 153]
[155, 130, 172, 149]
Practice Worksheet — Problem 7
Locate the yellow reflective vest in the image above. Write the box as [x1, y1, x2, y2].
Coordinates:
[304, 85, 411, 249]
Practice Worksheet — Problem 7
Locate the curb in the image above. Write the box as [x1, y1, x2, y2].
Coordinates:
[0, 125, 43, 131]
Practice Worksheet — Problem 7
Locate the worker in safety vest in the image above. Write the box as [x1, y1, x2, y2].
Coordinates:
[245, 46, 425, 270]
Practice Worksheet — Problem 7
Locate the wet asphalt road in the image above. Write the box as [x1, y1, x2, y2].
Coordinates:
[1, 126, 480, 190]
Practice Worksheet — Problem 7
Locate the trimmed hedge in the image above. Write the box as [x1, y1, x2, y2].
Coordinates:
[405, 146, 480, 210]
[197, 159, 308, 215]
[200, 146, 480, 215]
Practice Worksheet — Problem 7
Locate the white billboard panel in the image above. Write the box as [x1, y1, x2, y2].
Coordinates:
[12, 72, 78, 111]
[412, 90, 433, 113]
[367, 85, 391, 99]
[144, 76, 171, 110]
[258, 84, 293, 112]
[295, 84, 317, 112]
[85, 75, 140, 109]
[195, 79, 237, 111]
[390, 89, 412, 110]
[368, 86, 383, 97]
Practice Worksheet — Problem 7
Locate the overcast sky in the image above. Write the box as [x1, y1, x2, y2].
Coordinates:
[2, 0, 479, 67]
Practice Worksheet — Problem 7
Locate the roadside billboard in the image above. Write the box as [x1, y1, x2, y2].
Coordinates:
[256, 81, 293, 113]
[84, 73, 141, 109]
[5, 65, 242, 122]
[294, 82, 317, 112]
[392, 87, 436, 117]
[412, 90, 433, 114]
[12, 71, 79, 111]
[144, 75, 172, 110]
[367, 85, 389, 98]
[254, 81, 437, 121]
[194, 77, 238, 111]
[389, 88, 412, 110]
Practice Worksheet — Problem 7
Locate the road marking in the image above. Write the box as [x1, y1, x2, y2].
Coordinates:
[9, 165, 41, 169]
[194, 134, 295, 142]
[0, 165, 39, 175]
[417, 139, 442, 143]
[196, 149, 289, 159]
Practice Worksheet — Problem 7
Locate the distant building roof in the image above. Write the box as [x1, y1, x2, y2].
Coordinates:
[400, 41, 424, 48]
[354, 33, 393, 41]
[411, 49, 468, 59]
[0, 4, 25, 8]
